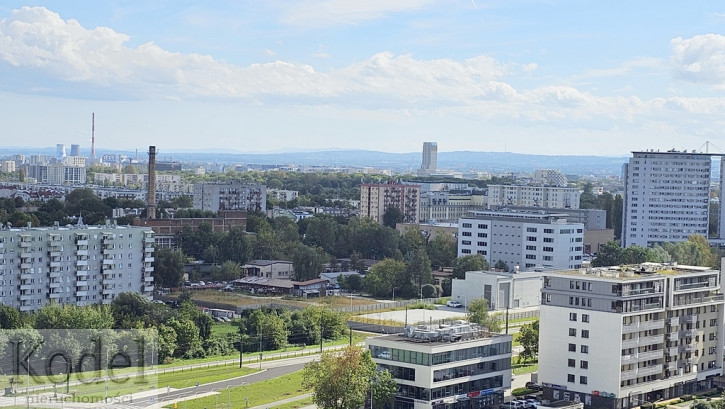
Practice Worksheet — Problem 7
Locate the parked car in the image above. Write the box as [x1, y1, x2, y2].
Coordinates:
[446, 300, 463, 308]
[525, 382, 542, 392]
[501, 401, 525, 409]
[524, 399, 540, 409]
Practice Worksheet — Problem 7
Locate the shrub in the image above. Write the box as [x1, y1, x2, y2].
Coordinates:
[407, 302, 437, 310]
[680, 395, 694, 402]
[512, 388, 535, 396]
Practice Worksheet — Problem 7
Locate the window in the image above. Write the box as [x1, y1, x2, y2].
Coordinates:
[527, 227, 537, 232]
[580, 360, 588, 369]
[526, 245, 536, 251]
[462, 223, 472, 228]
[579, 376, 587, 385]
[568, 359, 575, 367]
[581, 330, 589, 339]
[569, 328, 576, 337]
[526, 236, 537, 242]
[544, 229, 553, 234]
[569, 313, 577, 321]
[462, 240, 471, 245]
[567, 374, 575, 383]
[543, 237, 553, 243]
[525, 255, 536, 260]
[580, 345, 589, 354]
[543, 247, 554, 252]
[568, 343, 576, 352]
[477, 224, 488, 229]
[462, 232, 472, 237]
[582, 314, 589, 323]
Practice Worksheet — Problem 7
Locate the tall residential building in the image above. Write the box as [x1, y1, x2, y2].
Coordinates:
[458, 210, 584, 271]
[193, 182, 266, 213]
[621, 150, 713, 248]
[487, 185, 580, 209]
[366, 322, 513, 409]
[419, 142, 438, 175]
[419, 191, 486, 223]
[360, 183, 421, 224]
[0, 224, 154, 312]
[539, 263, 725, 409]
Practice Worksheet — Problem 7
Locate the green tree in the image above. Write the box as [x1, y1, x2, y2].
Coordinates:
[421, 283, 437, 298]
[167, 317, 204, 358]
[466, 298, 500, 332]
[0, 305, 23, 329]
[399, 225, 425, 255]
[427, 234, 457, 269]
[452, 254, 490, 279]
[405, 249, 432, 298]
[35, 303, 113, 329]
[363, 258, 406, 298]
[212, 260, 243, 281]
[293, 244, 327, 281]
[303, 346, 395, 409]
[382, 206, 403, 229]
[154, 248, 187, 288]
[517, 320, 539, 363]
[64, 188, 112, 225]
[591, 241, 622, 267]
[494, 260, 509, 272]
[157, 324, 178, 364]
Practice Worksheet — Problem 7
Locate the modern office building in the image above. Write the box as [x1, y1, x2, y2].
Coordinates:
[0, 224, 154, 312]
[539, 263, 725, 409]
[367, 322, 513, 409]
[487, 185, 580, 209]
[419, 142, 438, 175]
[458, 210, 584, 271]
[621, 150, 713, 248]
[193, 181, 266, 213]
[360, 182, 421, 224]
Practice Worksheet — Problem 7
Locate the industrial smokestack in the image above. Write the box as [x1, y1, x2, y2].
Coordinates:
[147, 146, 157, 219]
[91, 113, 96, 161]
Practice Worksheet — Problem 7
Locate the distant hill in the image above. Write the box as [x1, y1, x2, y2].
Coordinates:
[2, 147, 627, 175]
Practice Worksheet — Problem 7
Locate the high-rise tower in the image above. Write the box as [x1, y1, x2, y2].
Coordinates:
[420, 142, 437, 174]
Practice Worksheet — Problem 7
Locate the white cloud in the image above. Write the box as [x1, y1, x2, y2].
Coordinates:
[3, 6, 725, 144]
[579, 57, 664, 79]
[671, 34, 725, 88]
[280, 0, 436, 27]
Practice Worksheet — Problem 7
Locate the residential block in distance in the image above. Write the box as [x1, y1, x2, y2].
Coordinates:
[539, 263, 725, 409]
[0, 223, 155, 312]
[360, 182, 421, 224]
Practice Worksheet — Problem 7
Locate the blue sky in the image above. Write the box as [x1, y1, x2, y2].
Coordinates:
[1, 1, 724, 156]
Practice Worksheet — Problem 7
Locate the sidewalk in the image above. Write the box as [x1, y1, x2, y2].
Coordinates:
[248, 392, 314, 409]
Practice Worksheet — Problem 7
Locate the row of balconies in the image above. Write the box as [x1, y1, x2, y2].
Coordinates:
[622, 319, 665, 333]
[621, 364, 663, 380]
[621, 349, 664, 364]
[622, 334, 665, 349]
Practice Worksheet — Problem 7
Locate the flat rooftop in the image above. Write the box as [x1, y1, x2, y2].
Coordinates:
[548, 263, 717, 281]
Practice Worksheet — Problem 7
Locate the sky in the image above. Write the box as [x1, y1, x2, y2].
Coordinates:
[1, 1, 725, 156]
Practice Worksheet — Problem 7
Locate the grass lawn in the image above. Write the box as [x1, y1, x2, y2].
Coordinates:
[167, 370, 307, 409]
[511, 358, 538, 375]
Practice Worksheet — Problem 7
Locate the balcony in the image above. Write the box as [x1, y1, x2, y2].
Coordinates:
[75, 240, 88, 246]
[638, 364, 664, 377]
[19, 242, 31, 248]
[75, 290, 88, 297]
[75, 270, 88, 277]
[622, 338, 639, 349]
[144, 285, 154, 292]
[680, 329, 698, 338]
[144, 266, 154, 273]
[667, 347, 679, 356]
[102, 259, 115, 265]
[49, 251, 61, 257]
[20, 263, 32, 269]
[638, 350, 664, 360]
[621, 354, 636, 364]
[76, 260, 88, 267]
[19, 284, 32, 291]
[49, 291, 62, 299]
[664, 361, 679, 371]
[144, 276, 154, 282]
[76, 281, 88, 288]
[639, 335, 665, 346]
[102, 288, 115, 295]
[19, 293, 32, 301]
[19, 304, 34, 312]
[669, 317, 680, 326]
[681, 315, 698, 324]
[48, 271, 62, 279]
[144, 257, 155, 263]
[144, 237, 155, 244]
[676, 281, 710, 291]
[622, 319, 665, 333]
[48, 281, 61, 289]
[76, 250, 88, 256]
[679, 344, 697, 353]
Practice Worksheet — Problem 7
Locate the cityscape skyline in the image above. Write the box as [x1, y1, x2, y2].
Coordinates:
[1, 3, 725, 156]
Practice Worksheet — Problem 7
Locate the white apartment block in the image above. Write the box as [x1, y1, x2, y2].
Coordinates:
[621, 150, 712, 248]
[0, 225, 154, 312]
[1, 161, 16, 173]
[267, 189, 299, 202]
[487, 185, 580, 209]
[539, 263, 725, 409]
[193, 182, 267, 213]
[366, 322, 512, 409]
[458, 210, 584, 271]
[360, 183, 421, 224]
[94, 173, 185, 192]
